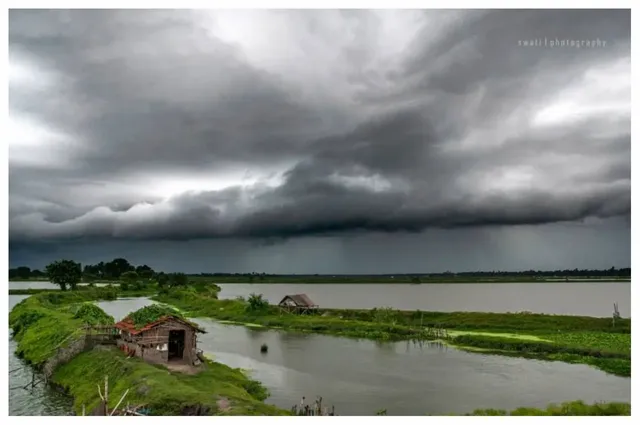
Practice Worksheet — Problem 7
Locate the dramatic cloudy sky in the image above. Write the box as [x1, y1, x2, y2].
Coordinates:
[8, 9, 631, 273]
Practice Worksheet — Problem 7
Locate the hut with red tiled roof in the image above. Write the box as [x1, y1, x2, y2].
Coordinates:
[115, 305, 206, 366]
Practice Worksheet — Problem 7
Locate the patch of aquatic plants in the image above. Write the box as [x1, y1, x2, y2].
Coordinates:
[466, 400, 630, 416]
[451, 334, 629, 360]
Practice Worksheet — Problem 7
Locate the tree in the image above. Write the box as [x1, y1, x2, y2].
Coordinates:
[156, 272, 169, 288]
[168, 273, 188, 288]
[121, 271, 139, 281]
[136, 264, 155, 279]
[46, 260, 82, 291]
[104, 258, 134, 279]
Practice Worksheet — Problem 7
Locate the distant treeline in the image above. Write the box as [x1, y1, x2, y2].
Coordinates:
[9, 258, 156, 281]
[9, 260, 630, 281]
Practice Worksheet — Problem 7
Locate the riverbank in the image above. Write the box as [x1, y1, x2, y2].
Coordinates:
[463, 400, 630, 416]
[9, 285, 158, 297]
[152, 290, 631, 377]
[8, 290, 286, 416]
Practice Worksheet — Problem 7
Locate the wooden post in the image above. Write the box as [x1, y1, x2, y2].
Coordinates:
[31, 371, 35, 388]
[82, 404, 85, 416]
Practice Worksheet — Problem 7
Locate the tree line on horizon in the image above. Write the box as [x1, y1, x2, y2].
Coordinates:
[9, 258, 190, 291]
[9, 258, 631, 282]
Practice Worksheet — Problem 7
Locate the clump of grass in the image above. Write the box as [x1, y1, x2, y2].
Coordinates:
[467, 400, 630, 416]
[70, 303, 115, 326]
[126, 304, 186, 328]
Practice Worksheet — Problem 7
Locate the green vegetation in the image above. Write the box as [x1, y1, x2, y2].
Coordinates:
[68, 303, 115, 326]
[465, 400, 630, 416]
[9, 288, 119, 365]
[46, 260, 82, 291]
[53, 349, 285, 415]
[9, 289, 286, 416]
[123, 304, 204, 332]
[153, 290, 631, 376]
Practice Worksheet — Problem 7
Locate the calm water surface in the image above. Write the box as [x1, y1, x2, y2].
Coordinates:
[9, 295, 631, 416]
[219, 282, 631, 317]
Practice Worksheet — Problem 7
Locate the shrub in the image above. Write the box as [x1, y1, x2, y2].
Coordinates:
[246, 293, 270, 313]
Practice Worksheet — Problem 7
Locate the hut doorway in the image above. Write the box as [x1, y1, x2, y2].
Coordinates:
[168, 330, 185, 360]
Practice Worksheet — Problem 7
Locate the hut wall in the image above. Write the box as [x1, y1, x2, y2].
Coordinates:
[118, 319, 198, 365]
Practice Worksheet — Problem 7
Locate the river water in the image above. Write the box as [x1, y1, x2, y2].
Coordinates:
[8, 295, 631, 416]
[218, 282, 631, 317]
[11, 281, 630, 316]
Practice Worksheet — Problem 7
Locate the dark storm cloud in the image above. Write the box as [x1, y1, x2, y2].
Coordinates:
[8, 9, 631, 245]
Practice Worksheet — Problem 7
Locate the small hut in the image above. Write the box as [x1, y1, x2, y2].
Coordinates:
[278, 294, 318, 315]
[115, 307, 206, 366]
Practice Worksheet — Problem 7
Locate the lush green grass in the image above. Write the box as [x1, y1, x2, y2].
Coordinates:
[9, 289, 287, 416]
[153, 290, 631, 376]
[466, 400, 630, 416]
[53, 348, 286, 416]
[9, 287, 123, 365]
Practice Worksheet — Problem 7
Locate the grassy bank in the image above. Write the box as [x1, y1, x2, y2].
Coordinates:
[153, 290, 631, 377]
[53, 349, 284, 415]
[9, 284, 159, 297]
[464, 400, 630, 416]
[8, 289, 286, 416]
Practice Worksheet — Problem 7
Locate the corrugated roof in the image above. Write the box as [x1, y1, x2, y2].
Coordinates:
[278, 294, 317, 307]
[115, 315, 206, 335]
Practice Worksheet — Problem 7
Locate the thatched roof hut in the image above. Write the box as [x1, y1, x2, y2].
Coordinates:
[278, 294, 318, 314]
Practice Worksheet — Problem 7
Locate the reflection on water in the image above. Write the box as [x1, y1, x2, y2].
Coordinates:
[8, 295, 632, 416]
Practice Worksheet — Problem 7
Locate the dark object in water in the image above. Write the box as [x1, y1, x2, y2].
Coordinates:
[260, 343, 268, 353]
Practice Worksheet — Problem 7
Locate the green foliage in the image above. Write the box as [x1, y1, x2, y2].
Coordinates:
[246, 293, 270, 313]
[46, 259, 82, 291]
[9, 295, 85, 365]
[451, 334, 629, 360]
[125, 304, 192, 329]
[69, 303, 115, 326]
[121, 271, 139, 281]
[168, 272, 189, 288]
[467, 400, 630, 416]
[52, 348, 285, 415]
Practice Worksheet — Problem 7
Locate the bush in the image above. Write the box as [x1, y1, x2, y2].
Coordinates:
[246, 293, 270, 313]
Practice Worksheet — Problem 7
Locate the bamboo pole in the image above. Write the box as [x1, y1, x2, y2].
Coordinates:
[104, 376, 109, 415]
[110, 389, 130, 416]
